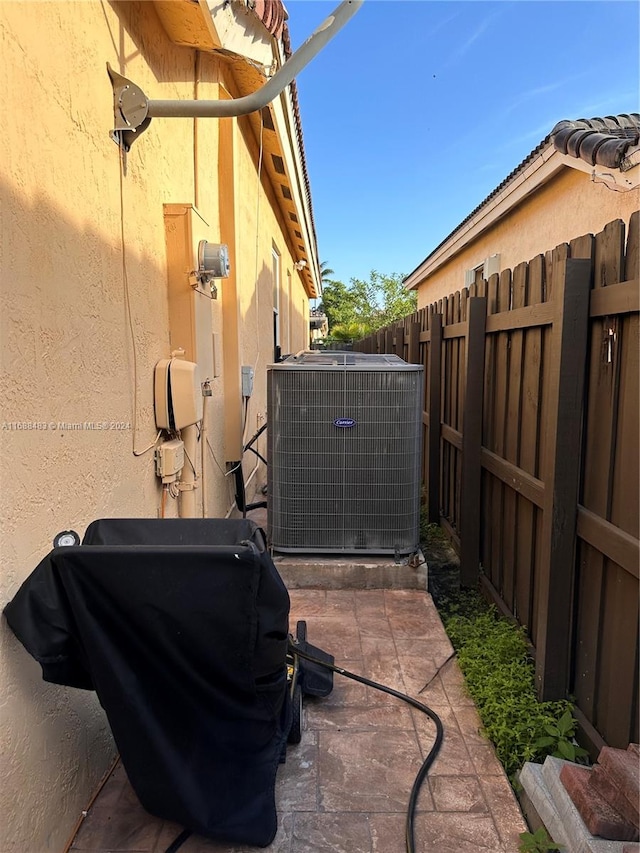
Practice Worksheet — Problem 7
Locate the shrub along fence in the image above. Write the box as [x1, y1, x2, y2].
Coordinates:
[354, 214, 639, 755]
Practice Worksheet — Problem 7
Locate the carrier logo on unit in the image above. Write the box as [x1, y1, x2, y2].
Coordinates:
[334, 418, 356, 428]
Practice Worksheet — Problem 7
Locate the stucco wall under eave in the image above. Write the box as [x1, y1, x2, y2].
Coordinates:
[229, 113, 310, 497]
[0, 3, 224, 850]
[416, 167, 640, 309]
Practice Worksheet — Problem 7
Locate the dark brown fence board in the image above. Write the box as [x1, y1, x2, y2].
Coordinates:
[481, 275, 499, 581]
[485, 302, 554, 332]
[598, 562, 639, 745]
[575, 540, 606, 726]
[460, 296, 487, 586]
[452, 297, 461, 530]
[441, 298, 452, 523]
[599, 217, 639, 746]
[503, 263, 527, 611]
[516, 254, 545, 631]
[535, 255, 592, 701]
[421, 311, 430, 501]
[354, 213, 639, 750]
[573, 706, 607, 758]
[567, 226, 602, 731]
[441, 422, 462, 450]
[442, 322, 467, 339]
[451, 297, 460, 528]
[456, 290, 469, 531]
[408, 320, 420, 365]
[572, 221, 627, 737]
[480, 449, 545, 507]
[441, 515, 460, 551]
[450, 292, 462, 531]
[443, 298, 452, 522]
[489, 269, 511, 596]
[577, 507, 639, 579]
[385, 326, 394, 354]
[625, 211, 639, 279]
[428, 313, 442, 523]
[532, 247, 559, 649]
[590, 279, 640, 316]
[572, 225, 609, 723]
[595, 219, 625, 286]
[610, 309, 639, 540]
[398, 320, 407, 359]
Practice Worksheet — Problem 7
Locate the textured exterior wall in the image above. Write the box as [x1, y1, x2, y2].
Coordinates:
[232, 114, 309, 497]
[417, 168, 640, 308]
[0, 2, 311, 849]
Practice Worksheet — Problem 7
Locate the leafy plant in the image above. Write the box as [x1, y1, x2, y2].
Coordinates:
[533, 709, 589, 762]
[519, 827, 563, 852]
[441, 601, 587, 779]
[420, 518, 448, 547]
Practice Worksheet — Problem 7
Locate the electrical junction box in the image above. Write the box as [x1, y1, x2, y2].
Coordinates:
[155, 439, 185, 483]
[155, 358, 203, 431]
[241, 366, 254, 398]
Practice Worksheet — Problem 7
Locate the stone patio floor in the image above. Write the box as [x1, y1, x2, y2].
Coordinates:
[68, 586, 527, 853]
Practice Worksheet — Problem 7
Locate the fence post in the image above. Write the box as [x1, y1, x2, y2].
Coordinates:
[428, 314, 442, 524]
[460, 296, 487, 586]
[535, 257, 592, 701]
[408, 320, 420, 365]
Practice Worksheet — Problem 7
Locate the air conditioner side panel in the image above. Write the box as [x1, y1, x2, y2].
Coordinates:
[267, 366, 423, 554]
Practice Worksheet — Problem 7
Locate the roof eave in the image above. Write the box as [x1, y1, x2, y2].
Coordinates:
[404, 140, 560, 290]
[153, 0, 320, 299]
[404, 113, 640, 291]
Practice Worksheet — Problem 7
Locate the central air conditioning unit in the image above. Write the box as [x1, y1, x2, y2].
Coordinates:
[267, 351, 424, 555]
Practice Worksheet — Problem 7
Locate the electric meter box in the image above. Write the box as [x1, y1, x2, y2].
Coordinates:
[154, 358, 203, 431]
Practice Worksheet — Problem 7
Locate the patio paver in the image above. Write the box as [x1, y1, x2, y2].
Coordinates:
[69, 588, 527, 853]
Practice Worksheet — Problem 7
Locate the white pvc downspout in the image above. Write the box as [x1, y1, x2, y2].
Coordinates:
[179, 424, 199, 518]
[110, 1, 363, 139]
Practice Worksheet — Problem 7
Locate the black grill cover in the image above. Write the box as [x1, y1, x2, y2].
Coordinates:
[4, 519, 291, 847]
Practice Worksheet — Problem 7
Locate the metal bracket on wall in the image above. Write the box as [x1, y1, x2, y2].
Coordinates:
[107, 64, 152, 153]
[106, 0, 363, 152]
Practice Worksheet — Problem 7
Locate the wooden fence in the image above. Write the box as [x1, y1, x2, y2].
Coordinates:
[355, 214, 639, 753]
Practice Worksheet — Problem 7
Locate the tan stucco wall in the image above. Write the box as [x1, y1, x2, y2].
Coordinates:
[233, 115, 310, 494]
[417, 168, 640, 309]
[1, 2, 311, 850]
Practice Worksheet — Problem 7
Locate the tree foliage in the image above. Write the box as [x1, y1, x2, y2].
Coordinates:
[319, 261, 335, 284]
[319, 271, 416, 340]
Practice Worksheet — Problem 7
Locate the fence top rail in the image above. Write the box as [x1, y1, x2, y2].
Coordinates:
[442, 321, 468, 340]
[485, 302, 555, 333]
[589, 277, 639, 317]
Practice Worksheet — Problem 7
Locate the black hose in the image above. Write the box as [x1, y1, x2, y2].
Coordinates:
[290, 643, 444, 853]
[246, 445, 268, 466]
[232, 463, 245, 515]
[232, 422, 269, 518]
[244, 421, 267, 450]
[246, 500, 267, 511]
[164, 828, 191, 853]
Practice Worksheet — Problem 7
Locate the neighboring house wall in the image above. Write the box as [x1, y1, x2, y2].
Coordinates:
[0, 3, 315, 850]
[416, 164, 640, 309]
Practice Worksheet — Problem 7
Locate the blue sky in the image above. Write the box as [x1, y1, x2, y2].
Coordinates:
[285, 1, 639, 288]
